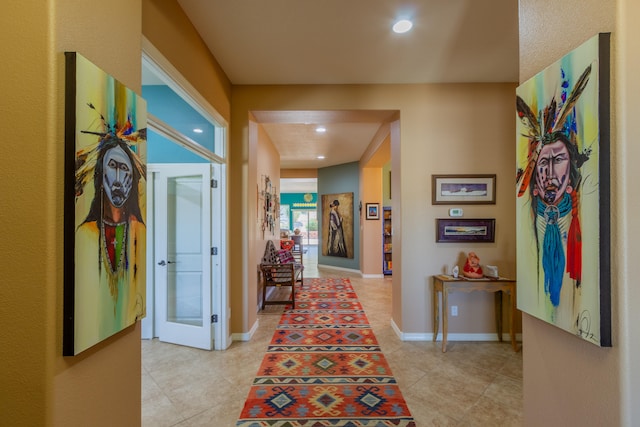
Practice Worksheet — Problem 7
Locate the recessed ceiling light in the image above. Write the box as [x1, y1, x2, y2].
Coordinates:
[315, 126, 326, 133]
[193, 128, 203, 134]
[317, 155, 325, 160]
[393, 19, 413, 34]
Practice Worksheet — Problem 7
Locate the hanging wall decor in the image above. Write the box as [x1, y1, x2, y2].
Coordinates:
[366, 203, 380, 220]
[260, 175, 279, 237]
[515, 33, 611, 347]
[63, 52, 147, 356]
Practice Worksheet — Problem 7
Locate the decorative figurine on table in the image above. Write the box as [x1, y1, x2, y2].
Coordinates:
[463, 252, 483, 278]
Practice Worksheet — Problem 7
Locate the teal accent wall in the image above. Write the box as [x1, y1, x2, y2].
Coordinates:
[317, 162, 360, 270]
[143, 85, 212, 163]
[280, 193, 317, 205]
[147, 129, 209, 163]
[142, 85, 215, 152]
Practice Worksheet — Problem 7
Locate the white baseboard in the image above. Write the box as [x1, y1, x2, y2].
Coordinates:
[215, 334, 233, 350]
[361, 273, 385, 279]
[390, 318, 522, 342]
[317, 264, 362, 275]
[232, 318, 259, 342]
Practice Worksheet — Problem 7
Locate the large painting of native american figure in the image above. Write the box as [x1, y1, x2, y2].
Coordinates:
[63, 52, 147, 356]
[321, 192, 354, 259]
[515, 34, 611, 347]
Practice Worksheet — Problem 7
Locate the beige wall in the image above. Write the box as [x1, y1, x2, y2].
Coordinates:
[612, 0, 640, 426]
[519, 0, 640, 424]
[231, 83, 517, 337]
[1, 2, 53, 425]
[389, 120, 403, 328]
[617, 1, 640, 422]
[231, 115, 283, 334]
[0, 0, 144, 425]
[54, 2, 145, 425]
[255, 124, 282, 314]
[2, 1, 232, 425]
[7, 1, 636, 424]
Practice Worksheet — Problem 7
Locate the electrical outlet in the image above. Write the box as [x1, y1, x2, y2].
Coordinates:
[451, 305, 458, 316]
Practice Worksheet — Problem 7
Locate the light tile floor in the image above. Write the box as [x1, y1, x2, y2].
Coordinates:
[142, 248, 523, 426]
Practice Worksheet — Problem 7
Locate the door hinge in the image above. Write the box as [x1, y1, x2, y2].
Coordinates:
[211, 247, 218, 256]
[211, 178, 218, 188]
[211, 314, 218, 323]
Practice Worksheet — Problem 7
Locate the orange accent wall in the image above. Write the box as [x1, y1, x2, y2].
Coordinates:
[360, 168, 384, 275]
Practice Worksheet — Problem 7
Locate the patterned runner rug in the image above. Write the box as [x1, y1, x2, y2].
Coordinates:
[236, 277, 416, 426]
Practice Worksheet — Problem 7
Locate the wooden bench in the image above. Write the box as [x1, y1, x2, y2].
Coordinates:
[260, 240, 303, 309]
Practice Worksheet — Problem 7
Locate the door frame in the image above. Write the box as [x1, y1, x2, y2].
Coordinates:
[210, 162, 228, 349]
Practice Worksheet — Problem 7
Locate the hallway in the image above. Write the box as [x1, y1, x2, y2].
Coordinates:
[142, 260, 523, 426]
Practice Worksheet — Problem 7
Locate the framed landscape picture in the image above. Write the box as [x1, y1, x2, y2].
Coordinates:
[432, 174, 496, 205]
[436, 218, 495, 243]
[366, 203, 379, 220]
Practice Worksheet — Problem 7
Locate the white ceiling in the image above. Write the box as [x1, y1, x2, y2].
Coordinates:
[252, 110, 397, 169]
[171, 1, 519, 191]
[177, 0, 519, 85]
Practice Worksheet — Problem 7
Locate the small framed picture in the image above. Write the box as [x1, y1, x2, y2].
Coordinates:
[432, 174, 496, 205]
[436, 218, 495, 243]
[366, 203, 380, 220]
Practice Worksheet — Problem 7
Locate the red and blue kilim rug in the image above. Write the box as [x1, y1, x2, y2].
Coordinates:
[236, 277, 416, 426]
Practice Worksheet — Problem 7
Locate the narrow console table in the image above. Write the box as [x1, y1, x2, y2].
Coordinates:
[432, 275, 519, 353]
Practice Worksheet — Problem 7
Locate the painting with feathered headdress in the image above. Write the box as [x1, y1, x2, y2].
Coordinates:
[63, 52, 147, 356]
[515, 34, 611, 347]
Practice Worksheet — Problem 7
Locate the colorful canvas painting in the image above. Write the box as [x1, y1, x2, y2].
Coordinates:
[63, 52, 147, 356]
[321, 192, 354, 258]
[515, 34, 611, 346]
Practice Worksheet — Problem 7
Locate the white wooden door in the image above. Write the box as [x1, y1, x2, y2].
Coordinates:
[154, 163, 213, 349]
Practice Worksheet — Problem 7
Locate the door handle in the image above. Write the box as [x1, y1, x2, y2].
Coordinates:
[157, 260, 175, 266]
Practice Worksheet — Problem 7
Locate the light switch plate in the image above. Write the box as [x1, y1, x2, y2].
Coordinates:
[449, 208, 463, 217]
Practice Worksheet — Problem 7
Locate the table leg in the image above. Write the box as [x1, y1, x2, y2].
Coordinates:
[495, 291, 503, 342]
[442, 287, 448, 352]
[432, 285, 439, 342]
